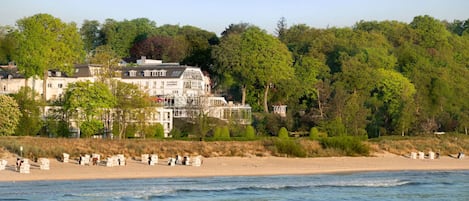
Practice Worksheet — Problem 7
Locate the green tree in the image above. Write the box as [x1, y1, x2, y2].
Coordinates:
[0, 95, 21, 136]
[89, 45, 121, 81]
[80, 119, 103, 138]
[12, 87, 44, 136]
[14, 14, 84, 100]
[112, 81, 151, 139]
[63, 81, 116, 137]
[0, 25, 17, 64]
[80, 20, 103, 54]
[213, 27, 293, 112]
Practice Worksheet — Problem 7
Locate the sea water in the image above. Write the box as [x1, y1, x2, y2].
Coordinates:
[1, 171, 468, 201]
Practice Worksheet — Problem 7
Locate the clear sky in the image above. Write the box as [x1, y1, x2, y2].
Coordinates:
[1, 0, 468, 35]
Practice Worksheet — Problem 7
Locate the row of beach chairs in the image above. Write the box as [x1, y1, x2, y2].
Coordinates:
[141, 154, 202, 167]
[409, 151, 465, 160]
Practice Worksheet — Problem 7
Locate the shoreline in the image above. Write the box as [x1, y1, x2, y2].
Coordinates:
[1, 153, 469, 182]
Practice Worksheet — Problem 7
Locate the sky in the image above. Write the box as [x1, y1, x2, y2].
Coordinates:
[1, 0, 469, 35]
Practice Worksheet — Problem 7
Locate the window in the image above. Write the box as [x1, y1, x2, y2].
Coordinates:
[58, 83, 63, 88]
[47, 83, 52, 88]
[166, 81, 177, 86]
[171, 71, 182, 77]
[143, 70, 150, 77]
[129, 70, 137, 77]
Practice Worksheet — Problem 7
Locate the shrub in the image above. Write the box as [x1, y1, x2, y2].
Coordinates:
[309, 127, 319, 140]
[319, 136, 369, 156]
[213, 127, 222, 139]
[278, 127, 289, 140]
[221, 126, 231, 140]
[273, 138, 306, 157]
[144, 123, 165, 138]
[169, 128, 184, 139]
[244, 125, 256, 140]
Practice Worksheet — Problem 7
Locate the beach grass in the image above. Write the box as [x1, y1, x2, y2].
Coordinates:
[1, 134, 469, 160]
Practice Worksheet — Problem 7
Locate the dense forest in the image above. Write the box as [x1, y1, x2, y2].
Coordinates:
[1, 14, 469, 138]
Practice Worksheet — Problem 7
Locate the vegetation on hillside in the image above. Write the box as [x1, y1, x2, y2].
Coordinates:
[1, 14, 469, 142]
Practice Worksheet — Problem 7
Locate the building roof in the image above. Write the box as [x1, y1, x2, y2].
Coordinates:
[0, 66, 24, 79]
[121, 64, 192, 79]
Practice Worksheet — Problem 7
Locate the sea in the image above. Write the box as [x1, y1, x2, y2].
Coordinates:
[1, 171, 468, 201]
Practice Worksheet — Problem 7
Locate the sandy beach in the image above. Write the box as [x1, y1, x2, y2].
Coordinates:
[1, 153, 469, 182]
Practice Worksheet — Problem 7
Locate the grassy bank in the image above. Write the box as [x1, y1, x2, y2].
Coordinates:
[1, 134, 468, 160]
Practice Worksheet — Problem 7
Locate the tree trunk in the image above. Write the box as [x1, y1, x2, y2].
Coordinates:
[264, 84, 270, 113]
[316, 89, 324, 118]
[241, 85, 246, 105]
[43, 70, 48, 102]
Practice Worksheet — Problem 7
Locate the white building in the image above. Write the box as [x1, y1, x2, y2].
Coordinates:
[1, 60, 251, 137]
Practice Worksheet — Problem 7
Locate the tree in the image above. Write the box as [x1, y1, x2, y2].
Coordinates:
[242, 27, 294, 112]
[89, 45, 121, 81]
[101, 18, 157, 58]
[112, 81, 151, 139]
[0, 95, 21, 136]
[14, 14, 84, 101]
[213, 27, 293, 112]
[12, 87, 44, 136]
[63, 81, 116, 137]
[275, 17, 288, 41]
[80, 20, 103, 54]
[130, 35, 188, 62]
[0, 25, 17, 64]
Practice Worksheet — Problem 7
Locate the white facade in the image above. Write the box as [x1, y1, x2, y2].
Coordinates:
[1, 62, 251, 137]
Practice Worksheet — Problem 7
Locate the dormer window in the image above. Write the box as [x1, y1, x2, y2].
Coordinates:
[143, 70, 151, 77]
[129, 70, 137, 77]
[56, 72, 62, 77]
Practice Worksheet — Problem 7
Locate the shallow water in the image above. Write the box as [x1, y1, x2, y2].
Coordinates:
[1, 171, 468, 200]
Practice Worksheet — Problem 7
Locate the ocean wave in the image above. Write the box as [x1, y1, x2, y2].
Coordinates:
[318, 179, 413, 188]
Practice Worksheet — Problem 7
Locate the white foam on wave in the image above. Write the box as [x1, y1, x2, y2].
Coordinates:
[325, 179, 410, 187]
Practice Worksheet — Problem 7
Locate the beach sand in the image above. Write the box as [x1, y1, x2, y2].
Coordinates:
[1, 153, 468, 182]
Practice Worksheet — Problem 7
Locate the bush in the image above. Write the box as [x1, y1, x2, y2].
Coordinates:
[278, 127, 289, 140]
[221, 126, 231, 140]
[213, 127, 222, 139]
[169, 128, 184, 139]
[319, 136, 369, 156]
[244, 125, 256, 140]
[144, 123, 165, 138]
[272, 138, 306, 157]
[309, 127, 319, 140]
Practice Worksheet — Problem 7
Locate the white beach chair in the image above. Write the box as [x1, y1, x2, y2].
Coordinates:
[105, 157, 113, 167]
[192, 156, 202, 167]
[63, 153, 69, 163]
[428, 151, 435, 160]
[80, 155, 91, 165]
[117, 154, 126, 166]
[150, 154, 158, 166]
[141, 154, 149, 164]
[0, 159, 7, 170]
[168, 158, 176, 166]
[183, 156, 191, 166]
[39, 158, 50, 170]
[19, 159, 30, 174]
[418, 152, 425, 160]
